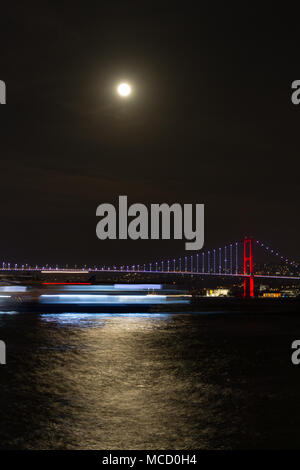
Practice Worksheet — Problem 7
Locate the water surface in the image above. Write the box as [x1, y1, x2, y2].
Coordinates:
[1, 310, 300, 449]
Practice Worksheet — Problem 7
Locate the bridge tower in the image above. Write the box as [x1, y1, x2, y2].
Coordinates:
[243, 236, 254, 298]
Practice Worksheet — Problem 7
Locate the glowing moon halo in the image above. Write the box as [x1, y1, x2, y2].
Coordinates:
[117, 82, 131, 97]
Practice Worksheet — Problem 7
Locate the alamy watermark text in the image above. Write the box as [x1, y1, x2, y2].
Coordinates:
[0, 340, 6, 365]
[0, 80, 6, 104]
[96, 196, 204, 250]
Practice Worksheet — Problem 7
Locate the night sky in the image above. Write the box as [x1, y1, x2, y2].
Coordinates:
[0, 3, 299, 266]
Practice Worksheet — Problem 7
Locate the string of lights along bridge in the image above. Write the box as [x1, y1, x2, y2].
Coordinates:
[1, 237, 299, 298]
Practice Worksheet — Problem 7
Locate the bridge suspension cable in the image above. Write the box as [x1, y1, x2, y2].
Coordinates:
[255, 240, 299, 268]
[130, 240, 242, 276]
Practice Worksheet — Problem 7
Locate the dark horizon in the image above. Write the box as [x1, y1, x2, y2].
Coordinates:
[1, 3, 299, 265]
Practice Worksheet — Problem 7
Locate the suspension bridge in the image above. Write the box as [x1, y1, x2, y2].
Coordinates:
[1, 237, 299, 298]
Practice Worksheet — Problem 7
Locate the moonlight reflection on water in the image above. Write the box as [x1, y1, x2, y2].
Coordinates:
[1, 310, 300, 449]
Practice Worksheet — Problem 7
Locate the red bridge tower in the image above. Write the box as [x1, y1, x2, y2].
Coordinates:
[244, 236, 254, 298]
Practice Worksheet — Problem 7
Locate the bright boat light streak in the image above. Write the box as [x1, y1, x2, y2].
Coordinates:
[63, 285, 116, 291]
[114, 284, 162, 290]
[0, 286, 27, 292]
[0, 311, 18, 314]
[39, 294, 168, 304]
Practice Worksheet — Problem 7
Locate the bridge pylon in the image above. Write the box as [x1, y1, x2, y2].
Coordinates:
[243, 236, 254, 298]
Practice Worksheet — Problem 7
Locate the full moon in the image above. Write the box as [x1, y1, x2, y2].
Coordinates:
[117, 82, 131, 97]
